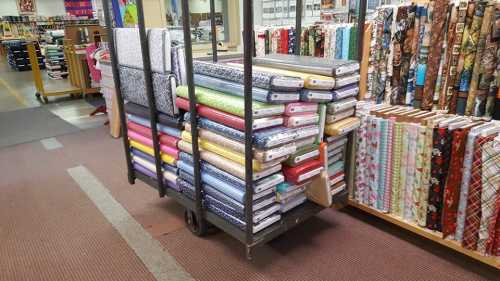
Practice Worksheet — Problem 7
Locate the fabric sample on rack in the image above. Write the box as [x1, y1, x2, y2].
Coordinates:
[477, 139, 500, 253]
[193, 74, 299, 103]
[120, 66, 178, 116]
[421, 0, 449, 110]
[466, 4, 494, 116]
[391, 122, 404, 217]
[253, 53, 360, 77]
[193, 60, 304, 91]
[442, 127, 470, 238]
[462, 135, 495, 250]
[252, 126, 298, 149]
[114, 28, 171, 74]
[124, 102, 183, 129]
[176, 86, 284, 118]
[426, 127, 452, 231]
[455, 123, 495, 242]
[456, 2, 487, 115]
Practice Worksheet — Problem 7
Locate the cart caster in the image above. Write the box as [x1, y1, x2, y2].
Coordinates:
[184, 209, 208, 236]
[35, 92, 41, 98]
[43, 97, 49, 104]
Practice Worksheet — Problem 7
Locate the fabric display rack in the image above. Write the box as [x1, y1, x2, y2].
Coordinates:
[350, 103, 500, 268]
[348, 0, 500, 269]
[2, 40, 44, 71]
[103, 0, 364, 258]
[359, 0, 500, 120]
[254, 22, 359, 60]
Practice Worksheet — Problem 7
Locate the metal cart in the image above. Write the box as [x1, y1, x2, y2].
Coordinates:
[102, 0, 367, 259]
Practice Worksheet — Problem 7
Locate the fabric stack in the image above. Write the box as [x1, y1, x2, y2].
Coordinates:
[115, 28, 182, 192]
[2, 40, 44, 71]
[174, 61, 316, 233]
[354, 103, 500, 256]
[254, 23, 358, 60]
[253, 54, 361, 200]
[361, 1, 499, 120]
[44, 45, 67, 79]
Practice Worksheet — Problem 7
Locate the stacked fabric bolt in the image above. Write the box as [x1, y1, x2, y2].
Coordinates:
[362, 1, 499, 120]
[354, 103, 500, 256]
[115, 28, 183, 191]
[254, 23, 358, 60]
[252, 54, 361, 204]
[174, 61, 321, 233]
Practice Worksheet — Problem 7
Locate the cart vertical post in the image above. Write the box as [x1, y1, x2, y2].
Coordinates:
[294, 0, 303, 55]
[356, 0, 367, 61]
[243, 0, 254, 256]
[136, 0, 166, 197]
[210, 0, 218, 62]
[102, 0, 135, 184]
[181, 0, 205, 231]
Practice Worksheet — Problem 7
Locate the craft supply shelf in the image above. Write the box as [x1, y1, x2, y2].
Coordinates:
[103, 0, 363, 259]
[348, 200, 500, 269]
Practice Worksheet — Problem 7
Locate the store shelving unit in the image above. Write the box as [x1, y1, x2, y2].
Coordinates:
[104, 0, 360, 258]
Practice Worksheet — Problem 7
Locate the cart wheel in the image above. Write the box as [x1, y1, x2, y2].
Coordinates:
[35, 92, 41, 98]
[43, 97, 49, 104]
[184, 209, 208, 236]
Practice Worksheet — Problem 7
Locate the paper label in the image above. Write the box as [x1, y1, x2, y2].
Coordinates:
[297, 167, 323, 182]
[262, 145, 297, 161]
[254, 105, 285, 117]
[294, 116, 320, 127]
[289, 104, 318, 113]
[336, 64, 359, 76]
[310, 79, 335, 89]
[254, 176, 283, 193]
[294, 149, 320, 163]
[273, 78, 304, 88]
[308, 91, 333, 100]
[272, 93, 300, 101]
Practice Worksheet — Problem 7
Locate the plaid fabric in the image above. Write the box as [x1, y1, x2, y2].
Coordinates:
[477, 139, 500, 253]
[462, 135, 495, 250]
[442, 128, 470, 238]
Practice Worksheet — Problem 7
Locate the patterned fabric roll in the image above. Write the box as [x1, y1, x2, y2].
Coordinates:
[456, 2, 486, 115]
[422, 0, 449, 110]
[391, 122, 404, 217]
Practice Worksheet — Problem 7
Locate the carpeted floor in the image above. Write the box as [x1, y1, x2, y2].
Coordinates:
[0, 107, 80, 148]
[0, 126, 497, 280]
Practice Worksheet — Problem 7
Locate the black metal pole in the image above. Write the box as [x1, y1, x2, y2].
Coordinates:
[294, 0, 302, 55]
[209, 0, 218, 62]
[181, 0, 204, 221]
[102, 0, 135, 184]
[243, 0, 254, 246]
[136, 0, 165, 197]
[356, 0, 367, 62]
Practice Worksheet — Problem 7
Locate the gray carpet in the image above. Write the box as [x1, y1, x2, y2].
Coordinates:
[0, 107, 80, 148]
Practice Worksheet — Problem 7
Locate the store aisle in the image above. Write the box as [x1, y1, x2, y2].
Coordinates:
[0, 59, 107, 145]
[0, 126, 496, 281]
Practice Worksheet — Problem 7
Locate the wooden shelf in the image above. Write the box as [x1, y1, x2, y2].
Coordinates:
[348, 200, 500, 269]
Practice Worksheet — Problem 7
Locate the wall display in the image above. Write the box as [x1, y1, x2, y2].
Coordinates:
[353, 102, 500, 257]
[17, 0, 36, 15]
[64, 0, 94, 18]
[360, 1, 499, 120]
